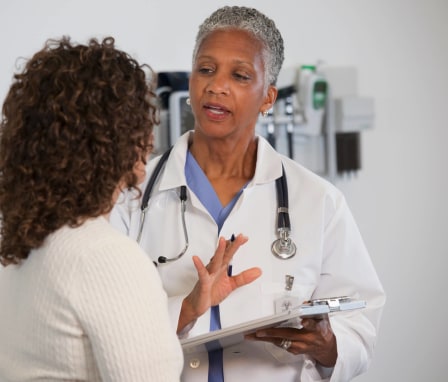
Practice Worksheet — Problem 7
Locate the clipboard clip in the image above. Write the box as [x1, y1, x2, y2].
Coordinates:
[309, 296, 351, 312]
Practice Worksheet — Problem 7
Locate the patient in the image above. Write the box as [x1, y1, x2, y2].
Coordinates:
[0, 36, 183, 381]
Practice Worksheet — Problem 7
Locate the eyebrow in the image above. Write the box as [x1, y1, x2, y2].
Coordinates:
[196, 55, 255, 68]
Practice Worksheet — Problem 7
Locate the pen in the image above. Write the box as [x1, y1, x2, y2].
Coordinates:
[228, 234, 235, 276]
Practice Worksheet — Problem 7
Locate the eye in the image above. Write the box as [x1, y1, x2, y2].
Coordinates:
[233, 72, 251, 81]
[197, 66, 214, 75]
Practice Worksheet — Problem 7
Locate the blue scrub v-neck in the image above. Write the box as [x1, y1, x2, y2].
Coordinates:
[185, 151, 246, 382]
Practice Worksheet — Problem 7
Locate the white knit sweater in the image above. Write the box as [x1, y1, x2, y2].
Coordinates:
[0, 217, 183, 381]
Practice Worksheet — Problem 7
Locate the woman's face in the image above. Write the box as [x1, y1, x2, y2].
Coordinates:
[189, 29, 276, 140]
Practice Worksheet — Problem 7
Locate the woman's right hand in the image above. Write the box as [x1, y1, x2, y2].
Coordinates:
[177, 234, 262, 333]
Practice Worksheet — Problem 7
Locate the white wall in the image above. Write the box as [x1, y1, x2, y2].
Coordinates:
[1, 0, 447, 380]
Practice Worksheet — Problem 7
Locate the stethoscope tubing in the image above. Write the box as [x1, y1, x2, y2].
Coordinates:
[275, 165, 291, 231]
[137, 147, 296, 262]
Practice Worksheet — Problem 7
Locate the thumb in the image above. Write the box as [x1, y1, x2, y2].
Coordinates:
[232, 267, 262, 288]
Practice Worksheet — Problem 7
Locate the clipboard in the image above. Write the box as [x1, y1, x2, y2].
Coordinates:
[181, 296, 366, 353]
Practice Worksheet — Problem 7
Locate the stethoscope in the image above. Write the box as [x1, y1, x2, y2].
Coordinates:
[136, 147, 297, 264]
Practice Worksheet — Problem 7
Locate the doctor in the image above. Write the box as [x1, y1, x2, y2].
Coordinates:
[111, 6, 385, 382]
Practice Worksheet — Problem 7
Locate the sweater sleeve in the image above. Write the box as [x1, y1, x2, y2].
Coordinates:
[71, 233, 183, 382]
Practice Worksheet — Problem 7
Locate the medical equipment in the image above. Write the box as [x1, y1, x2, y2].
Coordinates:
[136, 149, 297, 264]
[154, 72, 192, 154]
[265, 108, 276, 148]
[271, 166, 296, 259]
[169, 90, 194, 140]
[136, 148, 189, 264]
[319, 66, 375, 178]
[284, 95, 295, 159]
[296, 65, 328, 137]
[275, 85, 296, 159]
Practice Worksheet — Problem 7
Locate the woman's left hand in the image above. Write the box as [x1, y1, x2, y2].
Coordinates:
[177, 234, 262, 333]
[245, 316, 338, 367]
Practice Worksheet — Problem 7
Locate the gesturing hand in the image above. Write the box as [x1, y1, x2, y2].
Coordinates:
[177, 234, 262, 333]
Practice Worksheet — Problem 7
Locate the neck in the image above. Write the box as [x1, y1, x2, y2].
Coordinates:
[189, 134, 258, 182]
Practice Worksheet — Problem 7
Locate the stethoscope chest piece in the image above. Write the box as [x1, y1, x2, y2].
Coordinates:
[271, 229, 297, 260]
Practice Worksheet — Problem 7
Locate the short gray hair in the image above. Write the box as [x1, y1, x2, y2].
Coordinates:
[192, 6, 284, 87]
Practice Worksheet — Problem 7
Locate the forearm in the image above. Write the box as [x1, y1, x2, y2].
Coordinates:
[327, 314, 379, 381]
[177, 297, 199, 334]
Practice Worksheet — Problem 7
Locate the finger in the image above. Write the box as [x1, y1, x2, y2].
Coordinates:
[207, 237, 227, 272]
[244, 332, 279, 345]
[222, 234, 248, 264]
[311, 318, 333, 340]
[256, 327, 325, 351]
[301, 318, 319, 330]
[244, 332, 257, 340]
[192, 255, 208, 278]
[231, 267, 262, 288]
[301, 317, 330, 335]
[253, 327, 299, 340]
[245, 333, 294, 351]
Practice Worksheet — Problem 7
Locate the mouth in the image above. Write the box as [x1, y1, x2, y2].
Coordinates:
[203, 102, 231, 117]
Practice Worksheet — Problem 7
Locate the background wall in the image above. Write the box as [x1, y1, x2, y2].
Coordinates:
[1, 0, 447, 380]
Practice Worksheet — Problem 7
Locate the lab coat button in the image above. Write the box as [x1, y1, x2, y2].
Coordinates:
[189, 358, 200, 368]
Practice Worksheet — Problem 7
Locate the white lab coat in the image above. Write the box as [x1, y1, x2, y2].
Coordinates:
[111, 132, 385, 382]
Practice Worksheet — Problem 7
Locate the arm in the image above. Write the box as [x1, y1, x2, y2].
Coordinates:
[316, 194, 385, 380]
[247, 192, 385, 380]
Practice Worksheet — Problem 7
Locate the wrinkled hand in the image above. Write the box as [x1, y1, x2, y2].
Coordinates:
[178, 234, 262, 333]
[245, 316, 337, 367]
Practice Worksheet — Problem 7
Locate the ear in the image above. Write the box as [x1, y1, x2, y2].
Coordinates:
[260, 85, 278, 113]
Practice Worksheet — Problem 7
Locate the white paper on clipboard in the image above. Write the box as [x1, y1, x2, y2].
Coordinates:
[181, 297, 366, 353]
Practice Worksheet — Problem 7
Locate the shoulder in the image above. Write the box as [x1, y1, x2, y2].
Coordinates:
[272, 150, 342, 198]
[54, 218, 162, 301]
[282, 155, 335, 190]
[276, 155, 350, 224]
[49, 217, 152, 271]
[256, 135, 336, 193]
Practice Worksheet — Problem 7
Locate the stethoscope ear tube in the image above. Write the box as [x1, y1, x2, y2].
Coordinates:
[137, 147, 174, 245]
[271, 166, 297, 259]
[141, 147, 173, 211]
[158, 185, 189, 264]
[275, 169, 290, 230]
[137, 147, 189, 265]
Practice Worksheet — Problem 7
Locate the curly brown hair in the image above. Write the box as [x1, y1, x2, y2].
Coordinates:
[0, 36, 157, 266]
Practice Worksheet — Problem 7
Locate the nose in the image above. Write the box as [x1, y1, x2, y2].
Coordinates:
[206, 72, 230, 96]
